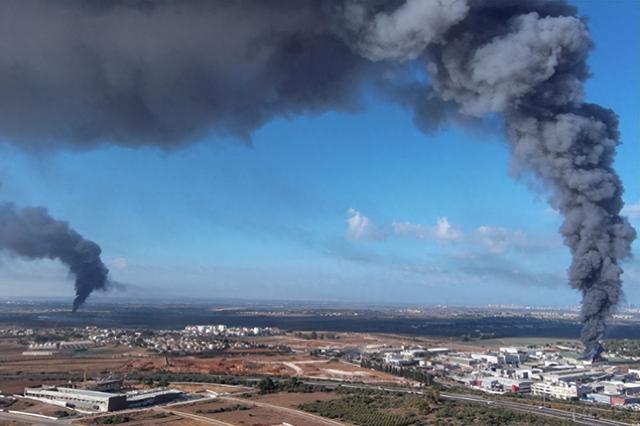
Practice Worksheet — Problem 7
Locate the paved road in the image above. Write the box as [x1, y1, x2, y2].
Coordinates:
[157, 406, 233, 426]
[440, 392, 631, 426]
[220, 395, 346, 426]
[0, 411, 69, 425]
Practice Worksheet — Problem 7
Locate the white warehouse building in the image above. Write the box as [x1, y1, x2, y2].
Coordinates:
[531, 382, 590, 400]
[24, 387, 127, 412]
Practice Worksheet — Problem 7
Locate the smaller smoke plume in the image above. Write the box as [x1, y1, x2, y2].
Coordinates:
[0, 203, 109, 311]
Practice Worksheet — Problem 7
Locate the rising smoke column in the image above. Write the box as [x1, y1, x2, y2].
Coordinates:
[0, 203, 109, 311]
[0, 0, 635, 352]
[339, 0, 636, 357]
[425, 2, 636, 358]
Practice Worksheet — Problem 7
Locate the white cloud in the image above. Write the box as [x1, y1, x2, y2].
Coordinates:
[376, 213, 550, 255]
[474, 225, 527, 253]
[346, 208, 384, 241]
[434, 217, 462, 242]
[623, 200, 640, 220]
[393, 216, 462, 243]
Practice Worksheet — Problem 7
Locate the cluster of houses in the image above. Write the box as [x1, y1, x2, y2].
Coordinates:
[183, 324, 283, 337]
[17, 324, 286, 356]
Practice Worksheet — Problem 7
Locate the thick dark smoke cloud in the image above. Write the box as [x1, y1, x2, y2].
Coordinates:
[0, 203, 109, 311]
[0, 0, 371, 148]
[0, 0, 635, 352]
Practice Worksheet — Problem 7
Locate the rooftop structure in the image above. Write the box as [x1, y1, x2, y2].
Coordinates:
[541, 369, 609, 384]
[531, 382, 590, 400]
[126, 388, 183, 408]
[24, 386, 126, 412]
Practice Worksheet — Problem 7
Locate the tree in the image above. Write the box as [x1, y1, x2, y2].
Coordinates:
[257, 377, 277, 394]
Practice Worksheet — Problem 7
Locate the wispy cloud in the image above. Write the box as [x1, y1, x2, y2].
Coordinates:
[393, 216, 462, 243]
[473, 225, 528, 254]
[345, 208, 385, 241]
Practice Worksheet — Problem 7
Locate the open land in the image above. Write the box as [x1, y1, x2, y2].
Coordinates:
[3, 301, 640, 425]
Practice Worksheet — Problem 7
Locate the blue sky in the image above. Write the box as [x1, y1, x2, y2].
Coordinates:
[0, 0, 638, 307]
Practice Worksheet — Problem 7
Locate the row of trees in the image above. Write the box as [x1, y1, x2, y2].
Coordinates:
[256, 377, 329, 394]
[360, 357, 434, 385]
[293, 331, 339, 340]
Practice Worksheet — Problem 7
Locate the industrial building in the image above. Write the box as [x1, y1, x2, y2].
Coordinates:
[531, 382, 590, 400]
[601, 380, 640, 396]
[471, 377, 532, 394]
[539, 368, 608, 384]
[24, 386, 127, 412]
[125, 388, 183, 408]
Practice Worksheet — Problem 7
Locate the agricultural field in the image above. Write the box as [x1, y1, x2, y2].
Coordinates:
[298, 388, 573, 426]
[174, 397, 336, 426]
[77, 410, 210, 425]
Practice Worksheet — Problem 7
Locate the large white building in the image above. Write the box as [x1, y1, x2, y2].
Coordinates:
[24, 387, 127, 412]
[531, 382, 589, 400]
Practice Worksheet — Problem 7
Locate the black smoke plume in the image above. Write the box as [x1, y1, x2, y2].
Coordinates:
[0, 0, 635, 351]
[0, 203, 109, 311]
[335, 0, 636, 358]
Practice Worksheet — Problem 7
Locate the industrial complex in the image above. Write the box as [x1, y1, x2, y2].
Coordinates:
[23, 387, 127, 412]
[22, 384, 183, 413]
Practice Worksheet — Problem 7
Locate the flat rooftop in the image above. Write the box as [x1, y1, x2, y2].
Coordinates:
[25, 387, 124, 400]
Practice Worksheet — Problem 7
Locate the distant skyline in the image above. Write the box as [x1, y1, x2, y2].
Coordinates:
[0, 0, 638, 307]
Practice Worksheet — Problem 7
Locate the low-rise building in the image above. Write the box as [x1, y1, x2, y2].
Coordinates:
[541, 368, 608, 384]
[610, 395, 640, 407]
[602, 381, 640, 396]
[427, 347, 450, 355]
[384, 354, 416, 367]
[443, 353, 479, 368]
[473, 376, 531, 394]
[471, 353, 500, 365]
[24, 387, 126, 412]
[588, 392, 614, 405]
[498, 378, 532, 394]
[126, 388, 183, 408]
[531, 382, 588, 400]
